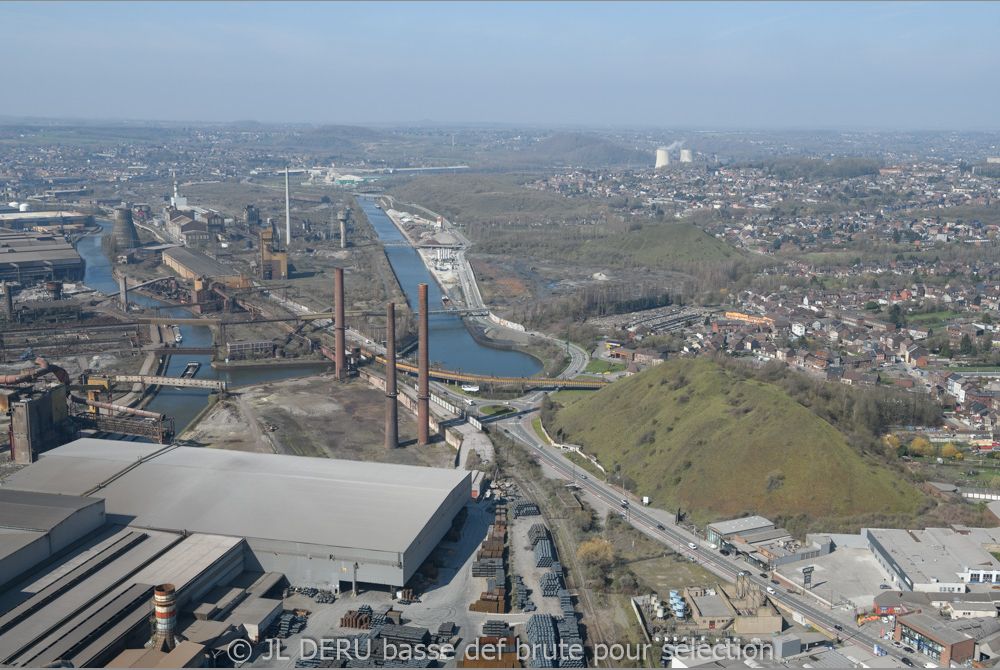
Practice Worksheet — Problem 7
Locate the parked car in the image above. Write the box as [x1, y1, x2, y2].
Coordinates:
[720, 550, 731, 556]
[766, 586, 776, 594]
[879, 584, 892, 589]
[759, 573, 769, 579]
[688, 542, 698, 550]
[901, 657, 914, 667]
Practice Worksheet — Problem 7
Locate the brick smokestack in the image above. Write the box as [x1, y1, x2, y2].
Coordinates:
[334, 267, 346, 382]
[417, 283, 430, 445]
[385, 302, 398, 449]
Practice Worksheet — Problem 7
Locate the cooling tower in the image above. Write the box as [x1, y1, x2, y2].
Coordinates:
[655, 147, 670, 169]
[112, 206, 141, 250]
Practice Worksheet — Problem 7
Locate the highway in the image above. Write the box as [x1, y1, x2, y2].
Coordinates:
[496, 410, 908, 664]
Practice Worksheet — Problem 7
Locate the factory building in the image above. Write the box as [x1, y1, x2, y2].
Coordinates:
[0, 210, 94, 231]
[864, 527, 1000, 592]
[259, 226, 288, 280]
[4, 438, 472, 590]
[162, 246, 250, 289]
[0, 230, 84, 285]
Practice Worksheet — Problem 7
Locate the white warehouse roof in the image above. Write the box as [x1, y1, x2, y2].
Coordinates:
[3, 438, 470, 559]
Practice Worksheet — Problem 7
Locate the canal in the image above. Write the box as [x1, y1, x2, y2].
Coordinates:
[75, 205, 540, 435]
[357, 197, 541, 377]
[78, 221, 328, 433]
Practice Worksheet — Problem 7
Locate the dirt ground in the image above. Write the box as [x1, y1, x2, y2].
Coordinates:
[182, 373, 457, 468]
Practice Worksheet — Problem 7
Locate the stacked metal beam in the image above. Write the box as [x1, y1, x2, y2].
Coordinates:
[472, 557, 504, 579]
[482, 620, 511, 637]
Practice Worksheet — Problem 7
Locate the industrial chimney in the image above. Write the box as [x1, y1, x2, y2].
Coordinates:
[112, 205, 141, 250]
[334, 268, 346, 382]
[417, 283, 430, 446]
[118, 274, 129, 312]
[385, 302, 398, 449]
[284, 167, 291, 245]
[148, 583, 182, 652]
[337, 209, 349, 249]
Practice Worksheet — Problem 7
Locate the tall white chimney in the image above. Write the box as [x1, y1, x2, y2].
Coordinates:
[284, 166, 291, 245]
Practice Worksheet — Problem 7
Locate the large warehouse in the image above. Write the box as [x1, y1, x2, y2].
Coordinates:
[3, 438, 471, 590]
[0, 230, 85, 284]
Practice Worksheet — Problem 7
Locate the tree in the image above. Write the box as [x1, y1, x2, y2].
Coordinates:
[909, 436, 934, 457]
[960, 334, 975, 356]
[576, 538, 615, 571]
[939, 443, 960, 459]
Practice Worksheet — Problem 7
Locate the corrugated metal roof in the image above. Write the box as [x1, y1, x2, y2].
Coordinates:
[0, 490, 102, 532]
[5, 438, 471, 556]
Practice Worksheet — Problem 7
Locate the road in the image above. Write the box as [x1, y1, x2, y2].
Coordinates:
[495, 410, 909, 663]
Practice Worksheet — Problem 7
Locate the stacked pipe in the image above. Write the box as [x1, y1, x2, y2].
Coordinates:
[417, 283, 430, 445]
[385, 302, 398, 449]
[334, 267, 346, 382]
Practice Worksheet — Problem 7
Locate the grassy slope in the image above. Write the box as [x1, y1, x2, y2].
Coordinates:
[550, 358, 923, 523]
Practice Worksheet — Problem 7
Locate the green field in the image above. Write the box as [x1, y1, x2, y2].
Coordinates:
[584, 359, 627, 374]
[548, 358, 924, 525]
[479, 404, 514, 417]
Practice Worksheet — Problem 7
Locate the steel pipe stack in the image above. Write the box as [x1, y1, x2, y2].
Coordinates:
[417, 283, 430, 445]
[334, 267, 346, 382]
[385, 302, 398, 449]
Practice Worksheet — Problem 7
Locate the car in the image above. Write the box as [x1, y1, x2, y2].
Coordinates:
[656, 523, 665, 530]
[766, 586, 776, 594]
[833, 624, 843, 631]
[771, 580, 779, 585]
[738, 570, 749, 577]
[903, 646, 915, 654]
[759, 573, 769, 579]
[720, 550, 731, 556]
[687, 542, 698, 550]
[581, 475, 588, 480]
[901, 657, 914, 667]
[620, 498, 629, 505]
[879, 584, 892, 590]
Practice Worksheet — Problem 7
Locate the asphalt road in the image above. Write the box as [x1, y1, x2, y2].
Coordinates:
[496, 410, 909, 663]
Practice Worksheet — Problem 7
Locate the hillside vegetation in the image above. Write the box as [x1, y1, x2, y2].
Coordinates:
[389, 174, 604, 224]
[472, 220, 739, 270]
[547, 358, 924, 526]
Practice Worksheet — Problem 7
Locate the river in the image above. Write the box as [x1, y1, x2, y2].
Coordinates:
[78, 221, 329, 433]
[76, 206, 539, 434]
[357, 198, 541, 377]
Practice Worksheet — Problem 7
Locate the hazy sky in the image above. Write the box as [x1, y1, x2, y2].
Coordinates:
[3, 1, 999, 129]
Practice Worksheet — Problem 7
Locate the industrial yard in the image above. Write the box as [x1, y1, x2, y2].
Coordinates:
[181, 374, 459, 467]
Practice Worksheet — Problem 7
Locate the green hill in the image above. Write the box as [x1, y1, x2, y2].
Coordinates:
[548, 358, 923, 525]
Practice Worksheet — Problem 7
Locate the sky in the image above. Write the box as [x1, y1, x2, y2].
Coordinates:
[2, 1, 999, 130]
